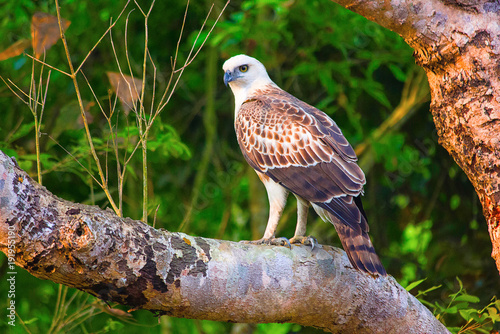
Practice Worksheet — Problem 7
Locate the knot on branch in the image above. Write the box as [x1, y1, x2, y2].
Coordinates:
[413, 31, 495, 75]
[413, 41, 460, 74]
[59, 213, 93, 250]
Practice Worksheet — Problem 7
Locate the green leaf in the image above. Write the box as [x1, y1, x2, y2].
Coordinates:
[456, 277, 464, 291]
[459, 309, 474, 320]
[18, 160, 33, 172]
[0, 148, 19, 159]
[470, 312, 483, 323]
[9, 121, 36, 143]
[394, 194, 410, 209]
[318, 69, 337, 96]
[453, 302, 471, 310]
[454, 294, 480, 303]
[388, 64, 407, 82]
[405, 278, 426, 291]
[450, 194, 461, 210]
[23, 317, 39, 325]
[362, 80, 392, 108]
[444, 306, 458, 314]
[103, 318, 124, 331]
[417, 284, 442, 297]
[257, 323, 294, 334]
[189, 30, 209, 50]
[487, 307, 500, 322]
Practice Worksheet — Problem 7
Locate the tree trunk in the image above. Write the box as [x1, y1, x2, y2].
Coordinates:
[331, 0, 500, 274]
[0, 150, 448, 333]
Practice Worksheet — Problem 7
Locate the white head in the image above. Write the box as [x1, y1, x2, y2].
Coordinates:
[222, 54, 276, 111]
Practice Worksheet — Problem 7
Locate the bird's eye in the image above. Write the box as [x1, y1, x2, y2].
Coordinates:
[239, 65, 249, 72]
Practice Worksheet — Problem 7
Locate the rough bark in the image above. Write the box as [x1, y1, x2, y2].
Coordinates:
[331, 0, 500, 273]
[0, 151, 448, 333]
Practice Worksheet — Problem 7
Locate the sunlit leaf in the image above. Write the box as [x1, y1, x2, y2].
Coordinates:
[495, 300, 500, 310]
[31, 12, 71, 58]
[394, 194, 410, 209]
[22, 317, 39, 325]
[0, 39, 31, 61]
[488, 307, 500, 322]
[416, 284, 442, 297]
[456, 277, 464, 290]
[459, 309, 474, 320]
[454, 294, 480, 303]
[107, 72, 142, 113]
[444, 306, 458, 314]
[405, 278, 426, 292]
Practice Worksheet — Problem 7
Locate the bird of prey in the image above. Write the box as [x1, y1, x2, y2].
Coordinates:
[223, 54, 386, 276]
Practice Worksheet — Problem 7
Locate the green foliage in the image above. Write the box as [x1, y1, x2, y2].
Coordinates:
[410, 278, 500, 333]
[0, 0, 497, 333]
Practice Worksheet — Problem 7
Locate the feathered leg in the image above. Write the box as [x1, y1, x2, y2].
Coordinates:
[289, 197, 317, 248]
[293, 196, 309, 237]
[241, 172, 290, 247]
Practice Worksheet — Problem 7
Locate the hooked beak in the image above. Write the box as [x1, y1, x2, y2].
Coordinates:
[224, 70, 234, 86]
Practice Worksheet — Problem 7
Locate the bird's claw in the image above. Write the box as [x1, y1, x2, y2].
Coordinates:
[240, 237, 292, 249]
[289, 235, 318, 250]
[271, 237, 292, 249]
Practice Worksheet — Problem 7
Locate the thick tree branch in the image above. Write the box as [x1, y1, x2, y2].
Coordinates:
[0, 150, 448, 333]
[332, 0, 500, 273]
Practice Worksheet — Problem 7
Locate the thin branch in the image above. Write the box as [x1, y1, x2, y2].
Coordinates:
[14, 312, 33, 334]
[121, 0, 229, 169]
[157, 0, 230, 113]
[137, 0, 156, 223]
[147, 50, 157, 123]
[155, 0, 190, 111]
[24, 54, 71, 77]
[29, 57, 43, 184]
[54, 0, 120, 215]
[3, 116, 25, 144]
[49, 284, 64, 334]
[0, 76, 29, 105]
[81, 71, 124, 217]
[133, 0, 147, 17]
[47, 135, 102, 187]
[74, 0, 131, 75]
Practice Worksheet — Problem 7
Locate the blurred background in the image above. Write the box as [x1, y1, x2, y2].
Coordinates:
[0, 0, 498, 333]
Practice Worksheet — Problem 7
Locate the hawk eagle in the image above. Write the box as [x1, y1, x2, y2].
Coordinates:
[223, 54, 386, 276]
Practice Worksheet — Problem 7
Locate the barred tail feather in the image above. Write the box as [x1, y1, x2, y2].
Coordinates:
[311, 202, 386, 276]
[332, 218, 387, 276]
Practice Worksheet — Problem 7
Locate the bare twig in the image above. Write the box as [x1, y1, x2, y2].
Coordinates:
[0, 76, 30, 105]
[157, 0, 190, 111]
[28, 56, 51, 185]
[122, 0, 229, 169]
[54, 0, 120, 215]
[138, 0, 156, 222]
[47, 135, 101, 186]
[24, 53, 71, 77]
[74, 0, 131, 75]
